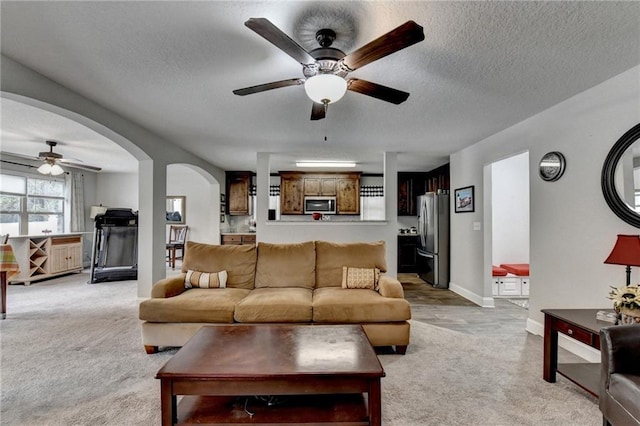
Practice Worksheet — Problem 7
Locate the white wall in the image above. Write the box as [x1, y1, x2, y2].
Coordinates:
[167, 164, 220, 245]
[491, 152, 530, 265]
[96, 172, 138, 211]
[450, 66, 640, 327]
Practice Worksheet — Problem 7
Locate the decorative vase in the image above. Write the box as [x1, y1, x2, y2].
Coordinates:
[618, 308, 640, 324]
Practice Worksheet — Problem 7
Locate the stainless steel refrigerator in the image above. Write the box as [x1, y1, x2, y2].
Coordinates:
[416, 192, 449, 288]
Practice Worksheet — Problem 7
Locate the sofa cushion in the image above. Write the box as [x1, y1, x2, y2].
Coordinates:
[139, 288, 251, 323]
[234, 287, 313, 322]
[312, 287, 411, 323]
[315, 241, 387, 288]
[182, 241, 256, 289]
[342, 266, 380, 290]
[185, 270, 227, 289]
[255, 241, 316, 289]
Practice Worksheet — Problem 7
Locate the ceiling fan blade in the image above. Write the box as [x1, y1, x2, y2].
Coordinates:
[59, 160, 102, 172]
[245, 18, 315, 65]
[310, 102, 326, 120]
[2, 151, 39, 161]
[347, 79, 410, 105]
[342, 21, 424, 71]
[233, 78, 305, 96]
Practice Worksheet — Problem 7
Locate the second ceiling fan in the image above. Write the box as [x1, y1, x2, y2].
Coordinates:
[233, 18, 425, 120]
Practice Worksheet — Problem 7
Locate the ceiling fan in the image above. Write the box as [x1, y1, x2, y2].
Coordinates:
[233, 18, 425, 120]
[5, 140, 103, 174]
[37, 140, 102, 174]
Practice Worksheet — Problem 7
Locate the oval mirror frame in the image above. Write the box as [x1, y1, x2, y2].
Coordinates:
[601, 122, 640, 228]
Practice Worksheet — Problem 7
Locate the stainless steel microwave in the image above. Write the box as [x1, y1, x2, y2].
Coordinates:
[304, 197, 336, 214]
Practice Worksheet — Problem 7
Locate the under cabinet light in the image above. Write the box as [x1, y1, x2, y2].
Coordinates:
[296, 161, 356, 168]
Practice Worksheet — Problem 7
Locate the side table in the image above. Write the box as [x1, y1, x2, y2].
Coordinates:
[541, 308, 614, 397]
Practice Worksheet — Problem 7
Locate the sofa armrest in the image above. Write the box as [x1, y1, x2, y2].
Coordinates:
[601, 324, 640, 376]
[151, 274, 187, 298]
[377, 275, 405, 299]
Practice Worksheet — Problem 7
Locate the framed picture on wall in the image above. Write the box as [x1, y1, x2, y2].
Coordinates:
[454, 186, 475, 213]
[220, 203, 225, 213]
[220, 213, 225, 223]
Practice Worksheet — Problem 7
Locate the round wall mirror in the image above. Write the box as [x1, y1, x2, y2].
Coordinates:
[601, 123, 640, 228]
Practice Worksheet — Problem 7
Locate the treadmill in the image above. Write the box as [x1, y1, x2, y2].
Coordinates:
[89, 208, 138, 283]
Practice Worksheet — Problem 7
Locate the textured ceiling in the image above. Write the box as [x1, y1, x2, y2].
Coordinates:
[1, 1, 639, 174]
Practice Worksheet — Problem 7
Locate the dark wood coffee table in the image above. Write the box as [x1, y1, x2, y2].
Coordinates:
[156, 324, 385, 425]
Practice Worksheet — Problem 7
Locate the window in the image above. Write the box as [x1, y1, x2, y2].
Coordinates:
[0, 174, 66, 235]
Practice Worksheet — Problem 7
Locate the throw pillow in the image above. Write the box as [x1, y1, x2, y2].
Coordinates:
[185, 269, 227, 289]
[341, 266, 380, 290]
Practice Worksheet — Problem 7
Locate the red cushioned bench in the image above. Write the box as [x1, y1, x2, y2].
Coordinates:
[499, 263, 529, 276]
[492, 266, 508, 277]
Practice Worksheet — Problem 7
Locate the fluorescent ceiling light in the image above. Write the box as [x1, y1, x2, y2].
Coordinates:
[296, 161, 356, 168]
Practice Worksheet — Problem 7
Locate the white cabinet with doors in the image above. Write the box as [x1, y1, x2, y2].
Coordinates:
[8, 234, 84, 285]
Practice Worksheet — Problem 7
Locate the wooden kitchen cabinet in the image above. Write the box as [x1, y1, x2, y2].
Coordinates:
[226, 171, 252, 216]
[304, 177, 337, 196]
[280, 174, 304, 215]
[221, 234, 256, 245]
[280, 172, 360, 215]
[336, 175, 360, 215]
[398, 164, 449, 216]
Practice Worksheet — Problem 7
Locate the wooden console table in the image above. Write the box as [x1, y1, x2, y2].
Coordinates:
[542, 308, 615, 397]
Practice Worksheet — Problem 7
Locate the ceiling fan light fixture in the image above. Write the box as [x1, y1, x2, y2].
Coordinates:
[38, 160, 64, 176]
[304, 74, 347, 104]
[50, 164, 65, 176]
[37, 163, 52, 175]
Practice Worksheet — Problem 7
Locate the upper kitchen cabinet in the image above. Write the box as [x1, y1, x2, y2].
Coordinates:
[280, 173, 305, 215]
[304, 177, 337, 196]
[336, 174, 360, 215]
[279, 172, 361, 215]
[398, 164, 450, 216]
[225, 171, 252, 216]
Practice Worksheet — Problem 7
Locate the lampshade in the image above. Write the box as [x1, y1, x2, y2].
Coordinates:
[89, 205, 108, 219]
[304, 74, 348, 104]
[604, 235, 640, 266]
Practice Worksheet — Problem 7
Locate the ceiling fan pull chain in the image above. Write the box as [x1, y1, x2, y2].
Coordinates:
[323, 100, 329, 141]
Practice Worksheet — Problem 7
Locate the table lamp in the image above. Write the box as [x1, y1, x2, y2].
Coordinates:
[604, 234, 640, 286]
[0, 243, 20, 319]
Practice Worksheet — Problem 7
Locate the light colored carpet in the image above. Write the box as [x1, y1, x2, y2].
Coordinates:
[1, 272, 600, 425]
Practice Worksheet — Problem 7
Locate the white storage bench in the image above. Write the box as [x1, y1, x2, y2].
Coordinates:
[492, 264, 529, 297]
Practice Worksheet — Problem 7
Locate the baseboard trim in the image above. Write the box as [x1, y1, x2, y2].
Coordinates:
[526, 318, 600, 363]
[449, 282, 495, 308]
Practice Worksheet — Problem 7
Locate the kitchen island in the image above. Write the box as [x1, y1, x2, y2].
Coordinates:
[8, 233, 85, 285]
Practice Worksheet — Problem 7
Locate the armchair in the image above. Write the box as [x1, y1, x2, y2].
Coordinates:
[600, 324, 640, 426]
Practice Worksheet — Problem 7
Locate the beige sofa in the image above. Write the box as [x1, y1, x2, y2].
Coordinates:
[139, 240, 411, 354]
